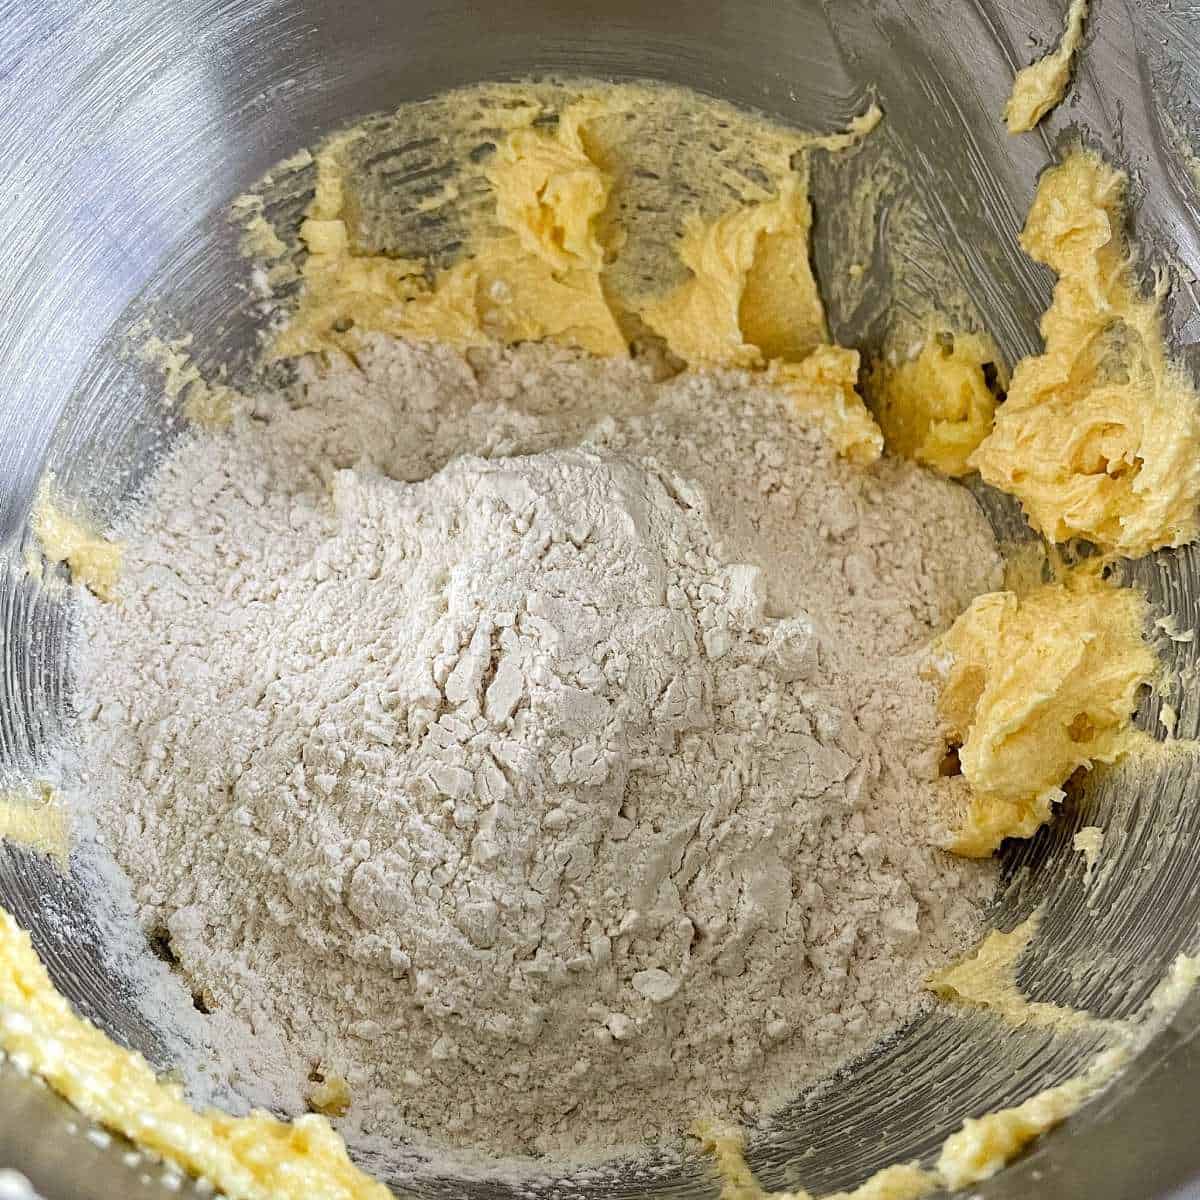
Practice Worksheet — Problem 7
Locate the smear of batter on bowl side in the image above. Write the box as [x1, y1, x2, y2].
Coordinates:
[695, 1041, 1126, 1200]
[271, 117, 626, 359]
[0, 911, 389, 1200]
[1074, 825, 1104, 880]
[30, 480, 122, 602]
[1004, 0, 1089, 134]
[0, 783, 69, 864]
[926, 909, 1097, 1032]
[139, 336, 238, 430]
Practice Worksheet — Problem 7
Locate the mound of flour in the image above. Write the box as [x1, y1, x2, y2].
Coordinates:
[77, 336, 1001, 1158]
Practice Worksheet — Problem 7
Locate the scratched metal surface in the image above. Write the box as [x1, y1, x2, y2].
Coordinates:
[2, 1, 1200, 1197]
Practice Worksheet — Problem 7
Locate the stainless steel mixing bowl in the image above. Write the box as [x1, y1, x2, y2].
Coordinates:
[4, 1, 1200, 1197]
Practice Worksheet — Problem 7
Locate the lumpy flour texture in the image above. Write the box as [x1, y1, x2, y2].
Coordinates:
[77, 337, 1001, 1158]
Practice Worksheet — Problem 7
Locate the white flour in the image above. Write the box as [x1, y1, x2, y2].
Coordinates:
[76, 337, 1001, 1159]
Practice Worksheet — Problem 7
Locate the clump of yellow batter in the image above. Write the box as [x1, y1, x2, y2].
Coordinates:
[773, 348, 883, 465]
[31, 481, 122, 602]
[307, 1073, 352, 1119]
[971, 150, 1200, 557]
[271, 90, 885, 463]
[0, 910, 389, 1200]
[869, 329, 1004, 477]
[640, 180, 828, 369]
[1004, 0, 1089, 133]
[272, 108, 626, 361]
[639, 172, 882, 462]
[934, 566, 1156, 857]
[487, 99, 612, 274]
